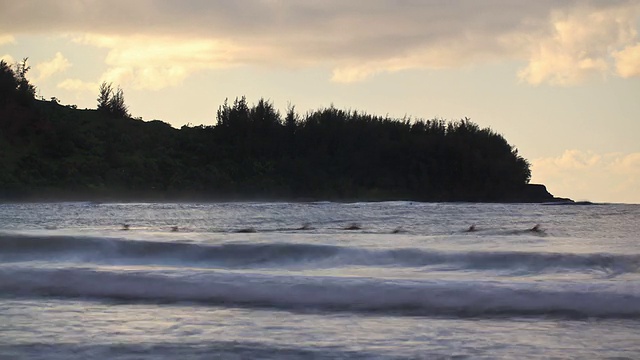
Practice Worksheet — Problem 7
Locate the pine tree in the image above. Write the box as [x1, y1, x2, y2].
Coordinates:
[97, 81, 129, 118]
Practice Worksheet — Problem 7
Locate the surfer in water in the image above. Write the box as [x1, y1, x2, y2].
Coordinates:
[529, 224, 542, 232]
[466, 225, 477, 232]
[121, 223, 130, 231]
[392, 226, 406, 234]
[344, 223, 362, 230]
[170, 226, 179, 232]
[297, 223, 313, 230]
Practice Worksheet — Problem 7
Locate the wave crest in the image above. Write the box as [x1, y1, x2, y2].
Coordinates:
[1, 267, 639, 319]
[1, 234, 638, 275]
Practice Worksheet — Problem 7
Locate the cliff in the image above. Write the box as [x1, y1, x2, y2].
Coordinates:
[510, 184, 573, 203]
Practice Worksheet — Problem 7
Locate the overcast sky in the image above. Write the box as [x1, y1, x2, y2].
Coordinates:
[2, 0, 639, 203]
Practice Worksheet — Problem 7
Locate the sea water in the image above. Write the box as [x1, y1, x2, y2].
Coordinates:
[0, 201, 639, 359]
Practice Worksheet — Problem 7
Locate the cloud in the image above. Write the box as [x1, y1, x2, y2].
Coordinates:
[57, 78, 97, 92]
[0, 34, 14, 46]
[73, 34, 240, 90]
[537, 149, 602, 170]
[610, 152, 640, 175]
[614, 43, 640, 78]
[2, 1, 639, 86]
[518, 3, 640, 85]
[330, 42, 497, 83]
[531, 150, 640, 203]
[35, 52, 71, 81]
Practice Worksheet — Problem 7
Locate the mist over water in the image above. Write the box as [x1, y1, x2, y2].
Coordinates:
[1, 202, 639, 359]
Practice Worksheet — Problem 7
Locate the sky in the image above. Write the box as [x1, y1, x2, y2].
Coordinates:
[1, 0, 639, 203]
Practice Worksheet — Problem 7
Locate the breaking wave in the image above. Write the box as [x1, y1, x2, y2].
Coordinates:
[1, 234, 638, 274]
[1, 266, 638, 319]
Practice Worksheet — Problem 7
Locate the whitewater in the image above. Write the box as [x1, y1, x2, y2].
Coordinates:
[1, 201, 639, 359]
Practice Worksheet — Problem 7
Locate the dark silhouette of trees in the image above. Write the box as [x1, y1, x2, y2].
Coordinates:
[0, 58, 35, 106]
[0, 60, 16, 105]
[96, 82, 112, 112]
[202, 97, 532, 201]
[1, 87, 541, 201]
[97, 81, 129, 118]
[14, 58, 36, 102]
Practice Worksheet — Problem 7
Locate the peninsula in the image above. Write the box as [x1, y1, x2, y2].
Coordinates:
[0, 60, 570, 203]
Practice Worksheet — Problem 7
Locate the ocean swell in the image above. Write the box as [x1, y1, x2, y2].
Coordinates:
[0, 266, 638, 319]
[1, 234, 638, 275]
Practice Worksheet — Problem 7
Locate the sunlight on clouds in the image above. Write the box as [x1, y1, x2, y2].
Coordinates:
[331, 58, 422, 83]
[4, 2, 634, 87]
[0, 35, 15, 46]
[74, 34, 241, 90]
[614, 43, 640, 78]
[330, 45, 478, 83]
[36, 52, 71, 81]
[544, 149, 602, 169]
[532, 150, 640, 204]
[610, 153, 640, 176]
[331, 58, 410, 83]
[3, 2, 638, 87]
[57, 78, 97, 92]
[323, 2, 640, 84]
[331, 66, 374, 83]
[519, 4, 640, 85]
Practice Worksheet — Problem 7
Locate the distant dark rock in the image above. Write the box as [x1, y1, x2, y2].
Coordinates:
[510, 184, 574, 203]
[542, 200, 595, 206]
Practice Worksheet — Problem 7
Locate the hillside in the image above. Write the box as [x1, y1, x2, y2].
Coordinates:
[0, 60, 568, 202]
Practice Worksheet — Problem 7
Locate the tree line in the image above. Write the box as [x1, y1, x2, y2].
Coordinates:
[0, 59, 534, 202]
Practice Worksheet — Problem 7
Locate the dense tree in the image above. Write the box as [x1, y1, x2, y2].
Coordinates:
[0, 58, 35, 106]
[97, 81, 129, 118]
[1, 73, 543, 201]
[96, 82, 112, 113]
[0, 60, 17, 105]
[14, 58, 36, 103]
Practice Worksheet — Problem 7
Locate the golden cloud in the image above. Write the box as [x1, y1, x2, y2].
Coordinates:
[57, 78, 97, 92]
[532, 150, 640, 203]
[518, 4, 640, 86]
[0, 34, 15, 46]
[36, 52, 71, 81]
[614, 43, 640, 78]
[74, 34, 242, 90]
[6, 2, 637, 87]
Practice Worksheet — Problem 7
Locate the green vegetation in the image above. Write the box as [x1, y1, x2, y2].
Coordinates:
[0, 59, 548, 202]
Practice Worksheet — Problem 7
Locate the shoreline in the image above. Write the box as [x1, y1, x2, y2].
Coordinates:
[0, 190, 574, 205]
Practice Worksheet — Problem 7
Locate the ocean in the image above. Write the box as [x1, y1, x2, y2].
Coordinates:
[0, 201, 639, 359]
